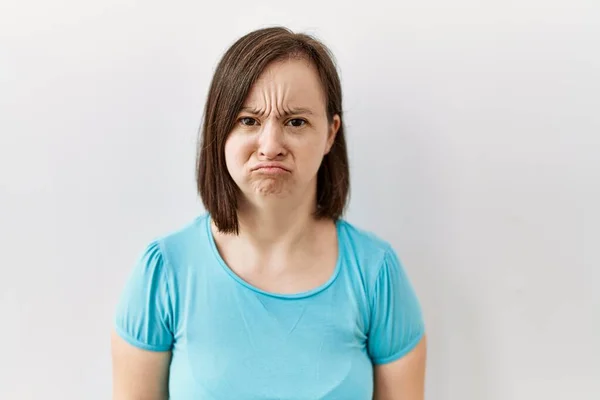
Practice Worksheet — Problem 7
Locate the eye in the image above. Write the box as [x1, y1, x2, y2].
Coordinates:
[239, 117, 258, 126]
[286, 118, 307, 128]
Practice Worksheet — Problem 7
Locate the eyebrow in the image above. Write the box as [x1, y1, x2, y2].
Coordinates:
[240, 106, 314, 117]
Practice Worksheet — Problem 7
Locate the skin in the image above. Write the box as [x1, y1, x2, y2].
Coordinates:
[216, 57, 340, 295]
[111, 58, 426, 399]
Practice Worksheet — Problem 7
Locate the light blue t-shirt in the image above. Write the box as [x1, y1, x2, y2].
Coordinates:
[115, 214, 425, 399]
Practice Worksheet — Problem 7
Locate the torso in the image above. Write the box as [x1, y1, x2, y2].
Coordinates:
[158, 214, 391, 399]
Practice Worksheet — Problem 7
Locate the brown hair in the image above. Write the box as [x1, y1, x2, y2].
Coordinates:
[196, 26, 350, 234]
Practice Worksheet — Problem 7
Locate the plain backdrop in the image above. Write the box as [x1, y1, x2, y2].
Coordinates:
[1, 0, 599, 399]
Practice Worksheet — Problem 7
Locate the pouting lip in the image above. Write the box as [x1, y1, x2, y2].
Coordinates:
[251, 162, 291, 172]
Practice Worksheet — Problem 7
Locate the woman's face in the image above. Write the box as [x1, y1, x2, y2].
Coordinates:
[225, 58, 340, 206]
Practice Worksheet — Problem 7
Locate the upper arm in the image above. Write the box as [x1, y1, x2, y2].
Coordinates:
[368, 246, 427, 399]
[373, 334, 427, 400]
[111, 330, 171, 400]
[112, 241, 175, 399]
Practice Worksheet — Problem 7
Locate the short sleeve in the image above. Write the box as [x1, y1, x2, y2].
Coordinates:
[114, 241, 174, 352]
[367, 247, 425, 365]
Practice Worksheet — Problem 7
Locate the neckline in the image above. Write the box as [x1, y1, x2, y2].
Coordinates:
[204, 214, 343, 300]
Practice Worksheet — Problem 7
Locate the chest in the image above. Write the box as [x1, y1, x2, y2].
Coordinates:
[214, 229, 339, 296]
[169, 284, 374, 399]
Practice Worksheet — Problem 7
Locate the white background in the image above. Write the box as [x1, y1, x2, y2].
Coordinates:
[1, 0, 599, 399]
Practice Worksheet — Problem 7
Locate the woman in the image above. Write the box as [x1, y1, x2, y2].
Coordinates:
[112, 26, 427, 399]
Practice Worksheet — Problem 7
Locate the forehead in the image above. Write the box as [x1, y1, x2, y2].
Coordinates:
[243, 58, 326, 109]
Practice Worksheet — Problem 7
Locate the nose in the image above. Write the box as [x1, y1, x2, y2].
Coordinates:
[258, 120, 286, 159]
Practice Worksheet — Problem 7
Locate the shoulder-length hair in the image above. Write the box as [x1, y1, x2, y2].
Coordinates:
[196, 26, 350, 234]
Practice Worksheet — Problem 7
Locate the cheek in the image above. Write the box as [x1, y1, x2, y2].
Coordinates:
[224, 135, 253, 173]
[295, 137, 328, 174]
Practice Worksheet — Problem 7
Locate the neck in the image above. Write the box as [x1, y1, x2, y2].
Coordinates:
[235, 192, 317, 249]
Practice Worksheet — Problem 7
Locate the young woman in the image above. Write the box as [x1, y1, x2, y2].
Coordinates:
[112, 26, 427, 399]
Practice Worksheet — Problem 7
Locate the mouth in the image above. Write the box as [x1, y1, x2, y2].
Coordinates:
[251, 163, 291, 174]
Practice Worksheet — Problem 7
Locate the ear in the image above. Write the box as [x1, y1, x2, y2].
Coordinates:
[325, 114, 341, 155]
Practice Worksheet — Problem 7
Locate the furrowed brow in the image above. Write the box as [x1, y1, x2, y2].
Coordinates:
[284, 107, 314, 116]
[240, 106, 265, 116]
[239, 106, 314, 117]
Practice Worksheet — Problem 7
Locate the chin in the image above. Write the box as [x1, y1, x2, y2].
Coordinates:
[253, 181, 290, 197]
[242, 176, 291, 197]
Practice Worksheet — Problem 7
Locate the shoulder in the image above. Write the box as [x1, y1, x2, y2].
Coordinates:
[337, 219, 396, 260]
[337, 218, 399, 284]
[337, 218, 392, 247]
[133, 214, 210, 276]
[151, 213, 209, 257]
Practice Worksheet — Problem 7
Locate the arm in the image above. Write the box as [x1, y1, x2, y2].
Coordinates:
[111, 331, 171, 400]
[373, 335, 427, 400]
[112, 241, 175, 400]
[368, 246, 427, 400]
